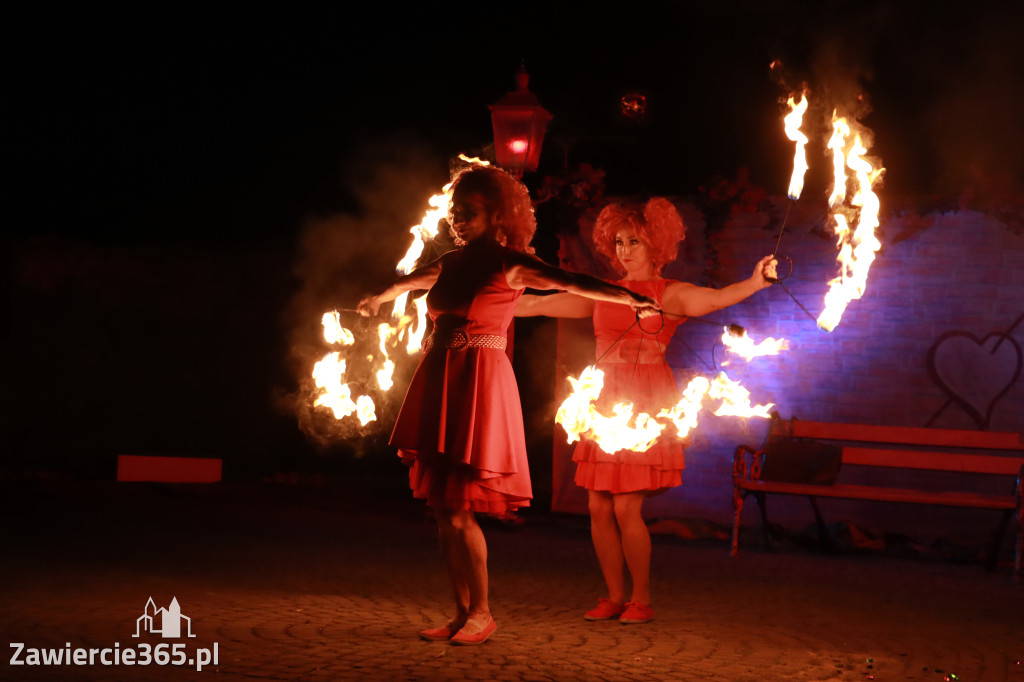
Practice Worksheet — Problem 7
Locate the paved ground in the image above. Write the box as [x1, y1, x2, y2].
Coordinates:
[1, 473, 1022, 682]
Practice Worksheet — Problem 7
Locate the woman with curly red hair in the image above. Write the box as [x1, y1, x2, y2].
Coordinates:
[517, 197, 776, 624]
[358, 165, 659, 645]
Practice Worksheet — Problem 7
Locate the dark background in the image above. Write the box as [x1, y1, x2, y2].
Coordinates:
[5, 2, 1023, 487]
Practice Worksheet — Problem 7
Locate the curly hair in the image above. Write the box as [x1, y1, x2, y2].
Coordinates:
[448, 165, 536, 253]
[592, 197, 686, 275]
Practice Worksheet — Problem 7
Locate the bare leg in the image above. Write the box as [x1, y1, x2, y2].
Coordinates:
[613, 492, 651, 605]
[435, 510, 470, 625]
[437, 508, 491, 630]
[588, 490, 626, 604]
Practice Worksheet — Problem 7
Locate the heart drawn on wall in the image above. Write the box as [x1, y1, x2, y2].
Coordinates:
[928, 331, 1022, 428]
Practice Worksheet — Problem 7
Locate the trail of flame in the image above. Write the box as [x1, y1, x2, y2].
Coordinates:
[784, 93, 810, 200]
[827, 113, 850, 209]
[311, 155, 489, 426]
[817, 130, 884, 332]
[554, 366, 666, 452]
[707, 372, 775, 418]
[555, 366, 773, 454]
[657, 376, 711, 438]
[720, 327, 790, 365]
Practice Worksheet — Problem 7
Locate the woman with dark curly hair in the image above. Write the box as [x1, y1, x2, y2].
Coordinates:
[517, 197, 776, 625]
[358, 165, 659, 645]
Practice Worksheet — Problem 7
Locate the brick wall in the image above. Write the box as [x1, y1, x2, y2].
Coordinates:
[551, 202, 1024, 541]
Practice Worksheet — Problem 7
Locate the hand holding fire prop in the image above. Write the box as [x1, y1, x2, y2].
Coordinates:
[356, 295, 382, 318]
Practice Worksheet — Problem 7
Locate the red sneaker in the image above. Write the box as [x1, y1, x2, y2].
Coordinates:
[584, 598, 626, 621]
[619, 601, 654, 624]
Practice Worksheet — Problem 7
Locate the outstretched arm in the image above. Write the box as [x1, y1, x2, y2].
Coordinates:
[357, 256, 445, 317]
[515, 292, 594, 318]
[505, 253, 658, 314]
[663, 255, 777, 318]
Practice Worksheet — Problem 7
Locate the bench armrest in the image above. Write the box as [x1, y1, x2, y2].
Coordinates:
[733, 444, 764, 483]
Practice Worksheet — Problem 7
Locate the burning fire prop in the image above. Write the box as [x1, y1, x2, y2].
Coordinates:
[555, 366, 776, 453]
[555, 325, 784, 454]
[816, 112, 884, 331]
[784, 93, 810, 201]
[310, 155, 490, 427]
[720, 326, 790, 366]
[775, 89, 885, 332]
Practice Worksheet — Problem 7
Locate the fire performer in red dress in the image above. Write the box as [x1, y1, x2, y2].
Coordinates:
[516, 197, 776, 624]
[357, 166, 659, 645]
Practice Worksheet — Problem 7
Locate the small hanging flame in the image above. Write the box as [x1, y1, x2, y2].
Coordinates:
[784, 92, 810, 200]
[720, 327, 790, 365]
[817, 129, 884, 332]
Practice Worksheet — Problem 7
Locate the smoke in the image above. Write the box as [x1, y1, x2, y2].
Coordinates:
[766, 1, 1024, 200]
[277, 134, 453, 451]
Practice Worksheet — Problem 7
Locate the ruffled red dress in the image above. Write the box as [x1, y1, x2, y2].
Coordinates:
[573, 279, 687, 494]
[389, 241, 531, 514]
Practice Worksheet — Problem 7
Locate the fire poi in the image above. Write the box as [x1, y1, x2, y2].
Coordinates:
[770, 88, 885, 332]
[310, 155, 490, 426]
[816, 112, 884, 332]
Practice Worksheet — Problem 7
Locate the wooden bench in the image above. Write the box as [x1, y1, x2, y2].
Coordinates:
[731, 415, 1024, 578]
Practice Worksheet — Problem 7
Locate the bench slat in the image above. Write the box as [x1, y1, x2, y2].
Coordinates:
[774, 420, 1023, 450]
[842, 448, 1024, 474]
[737, 480, 1017, 509]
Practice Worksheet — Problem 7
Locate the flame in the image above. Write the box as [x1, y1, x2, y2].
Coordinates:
[395, 154, 490, 275]
[311, 154, 489, 427]
[827, 113, 850, 209]
[395, 190, 451, 275]
[355, 395, 376, 426]
[311, 352, 359, 419]
[406, 294, 429, 353]
[784, 92, 810, 200]
[321, 311, 355, 345]
[707, 372, 775, 418]
[555, 365, 773, 454]
[817, 129, 884, 332]
[720, 327, 790, 365]
[657, 376, 711, 438]
[553, 366, 666, 452]
[376, 323, 397, 391]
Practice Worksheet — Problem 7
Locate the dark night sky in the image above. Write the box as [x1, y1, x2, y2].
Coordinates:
[11, 1, 1024, 246]
[5, 1, 1023, 473]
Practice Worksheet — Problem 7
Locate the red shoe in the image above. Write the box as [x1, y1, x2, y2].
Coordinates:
[419, 618, 464, 641]
[584, 598, 626, 621]
[450, 616, 496, 645]
[619, 601, 654, 624]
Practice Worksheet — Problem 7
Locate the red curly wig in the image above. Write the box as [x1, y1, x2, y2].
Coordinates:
[448, 165, 536, 254]
[592, 197, 686, 275]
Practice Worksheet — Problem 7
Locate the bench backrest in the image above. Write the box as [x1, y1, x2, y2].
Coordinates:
[769, 417, 1024, 476]
[771, 418, 1023, 450]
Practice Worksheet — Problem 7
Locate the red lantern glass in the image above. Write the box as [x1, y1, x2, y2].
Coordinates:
[489, 66, 553, 177]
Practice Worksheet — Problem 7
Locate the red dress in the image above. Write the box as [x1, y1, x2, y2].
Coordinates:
[573, 279, 687, 493]
[389, 241, 531, 514]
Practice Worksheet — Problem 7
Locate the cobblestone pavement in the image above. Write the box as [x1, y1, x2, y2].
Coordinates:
[2, 476, 1022, 681]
